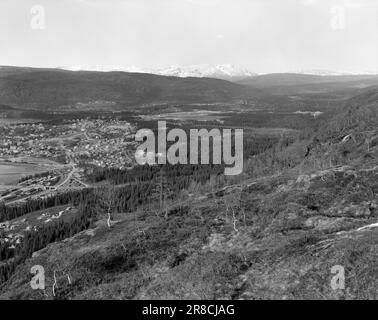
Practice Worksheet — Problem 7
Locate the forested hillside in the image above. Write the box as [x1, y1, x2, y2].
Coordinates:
[0, 67, 262, 110]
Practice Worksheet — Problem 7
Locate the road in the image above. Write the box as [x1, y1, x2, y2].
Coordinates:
[4, 134, 90, 205]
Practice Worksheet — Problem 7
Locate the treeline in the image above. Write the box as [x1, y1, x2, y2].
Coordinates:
[85, 163, 224, 187]
[243, 136, 279, 158]
[85, 164, 158, 184]
[85, 163, 225, 213]
[0, 189, 93, 223]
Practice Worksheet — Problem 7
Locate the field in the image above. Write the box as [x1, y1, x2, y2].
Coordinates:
[0, 161, 59, 185]
[0, 118, 43, 125]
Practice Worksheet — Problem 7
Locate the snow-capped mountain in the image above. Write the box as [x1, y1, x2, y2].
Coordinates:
[295, 69, 378, 76]
[295, 69, 353, 76]
[155, 64, 257, 80]
[58, 65, 152, 73]
[59, 64, 257, 81]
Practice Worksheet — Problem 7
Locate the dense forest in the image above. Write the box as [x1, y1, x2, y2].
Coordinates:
[0, 189, 93, 222]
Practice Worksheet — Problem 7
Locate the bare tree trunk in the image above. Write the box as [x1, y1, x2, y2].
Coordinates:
[52, 270, 58, 297]
[107, 208, 111, 228]
[160, 169, 163, 215]
[232, 207, 238, 232]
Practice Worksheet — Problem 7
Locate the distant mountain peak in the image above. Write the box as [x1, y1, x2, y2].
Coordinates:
[155, 64, 257, 80]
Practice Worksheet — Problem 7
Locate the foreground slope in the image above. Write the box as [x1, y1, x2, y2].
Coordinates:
[1, 162, 377, 299]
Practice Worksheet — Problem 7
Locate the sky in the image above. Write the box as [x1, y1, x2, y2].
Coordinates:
[0, 0, 377, 73]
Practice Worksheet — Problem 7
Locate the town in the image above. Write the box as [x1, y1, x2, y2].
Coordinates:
[0, 118, 137, 205]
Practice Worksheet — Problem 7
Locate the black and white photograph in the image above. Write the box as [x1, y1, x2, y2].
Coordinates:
[0, 0, 378, 306]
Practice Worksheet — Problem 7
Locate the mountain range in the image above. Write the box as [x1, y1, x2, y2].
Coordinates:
[59, 64, 377, 81]
[2, 65, 378, 112]
[60, 64, 257, 81]
[0, 66, 261, 110]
